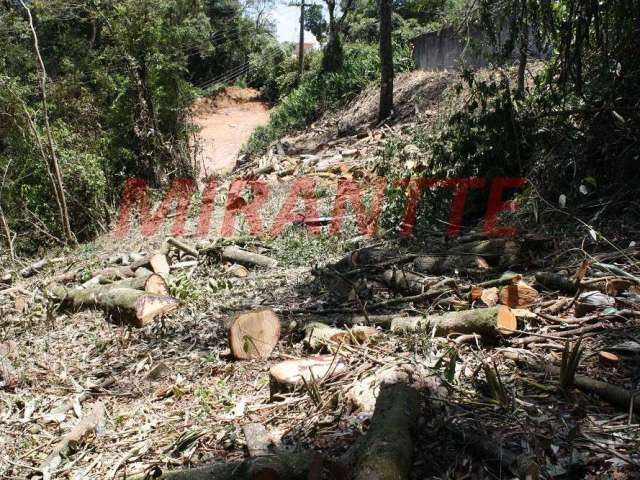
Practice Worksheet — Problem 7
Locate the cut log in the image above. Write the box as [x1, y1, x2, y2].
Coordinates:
[130, 452, 318, 480]
[535, 272, 579, 294]
[222, 246, 278, 268]
[413, 255, 489, 274]
[144, 274, 170, 296]
[150, 253, 170, 276]
[473, 287, 498, 307]
[303, 322, 378, 352]
[599, 351, 620, 365]
[228, 309, 281, 360]
[51, 285, 178, 327]
[390, 306, 517, 337]
[40, 402, 104, 478]
[498, 280, 539, 308]
[269, 355, 346, 395]
[347, 383, 419, 480]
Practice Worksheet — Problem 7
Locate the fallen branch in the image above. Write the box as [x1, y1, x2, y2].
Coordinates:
[222, 246, 278, 268]
[40, 402, 104, 479]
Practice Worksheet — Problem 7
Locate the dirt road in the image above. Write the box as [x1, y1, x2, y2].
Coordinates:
[193, 87, 270, 177]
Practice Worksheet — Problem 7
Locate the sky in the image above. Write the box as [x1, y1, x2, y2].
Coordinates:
[272, 3, 318, 45]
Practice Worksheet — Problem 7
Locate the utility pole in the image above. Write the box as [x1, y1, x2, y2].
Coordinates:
[298, 0, 305, 76]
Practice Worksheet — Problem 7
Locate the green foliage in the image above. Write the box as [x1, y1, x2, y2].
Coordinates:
[559, 339, 583, 392]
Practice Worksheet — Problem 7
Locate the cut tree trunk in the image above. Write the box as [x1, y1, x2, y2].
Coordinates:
[51, 285, 178, 327]
[222, 246, 278, 268]
[346, 383, 418, 480]
[228, 309, 281, 360]
[413, 255, 489, 274]
[390, 306, 517, 337]
[498, 280, 539, 308]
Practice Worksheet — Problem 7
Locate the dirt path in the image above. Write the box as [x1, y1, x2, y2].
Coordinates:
[193, 87, 270, 177]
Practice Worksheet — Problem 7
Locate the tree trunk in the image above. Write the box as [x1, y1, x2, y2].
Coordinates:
[378, 0, 394, 122]
[19, 0, 76, 245]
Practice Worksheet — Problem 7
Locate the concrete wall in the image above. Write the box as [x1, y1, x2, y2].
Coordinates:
[412, 27, 489, 71]
[412, 26, 545, 71]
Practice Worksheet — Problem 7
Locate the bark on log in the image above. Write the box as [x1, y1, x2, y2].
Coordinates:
[535, 272, 579, 294]
[222, 246, 278, 268]
[130, 452, 317, 480]
[346, 383, 419, 480]
[413, 255, 489, 274]
[51, 284, 178, 327]
[390, 306, 517, 337]
[229, 309, 281, 360]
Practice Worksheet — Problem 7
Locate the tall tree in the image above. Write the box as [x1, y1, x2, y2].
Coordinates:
[378, 0, 393, 122]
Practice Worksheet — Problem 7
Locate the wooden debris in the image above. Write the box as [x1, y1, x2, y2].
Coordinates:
[599, 351, 620, 365]
[150, 253, 170, 276]
[345, 383, 418, 480]
[131, 452, 318, 480]
[0, 354, 17, 391]
[222, 245, 278, 268]
[413, 255, 489, 274]
[40, 402, 104, 479]
[449, 238, 520, 266]
[498, 280, 539, 308]
[228, 309, 281, 360]
[165, 236, 199, 258]
[50, 284, 178, 327]
[226, 263, 250, 278]
[20, 257, 57, 277]
[390, 306, 517, 337]
[269, 355, 346, 394]
[535, 271, 579, 294]
[303, 322, 378, 352]
[144, 274, 170, 296]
